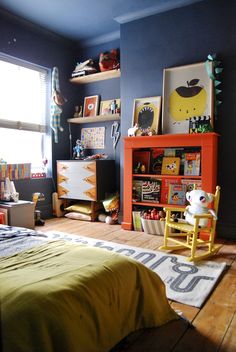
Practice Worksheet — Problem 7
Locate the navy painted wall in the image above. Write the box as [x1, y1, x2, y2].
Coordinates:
[120, 0, 236, 238]
[70, 40, 121, 189]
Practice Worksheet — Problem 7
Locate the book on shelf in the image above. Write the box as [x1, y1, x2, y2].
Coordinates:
[71, 70, 87, 77]
[132, 211, 143, 231]
[151, 148, 164, 174]
[168, 184, 187, 205]
[161, 157, 180, 175]
[132, 180, 143, 202]
[160, 177, 180, 204]
[184, 152, 201, 176]
[142, 179, 161, 203]
[181, 179, 202, 192]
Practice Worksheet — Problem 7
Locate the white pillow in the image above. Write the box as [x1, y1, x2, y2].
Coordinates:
[64, 212, 91, 221]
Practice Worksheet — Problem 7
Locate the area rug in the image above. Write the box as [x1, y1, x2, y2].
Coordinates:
[45, 231, 227, 308]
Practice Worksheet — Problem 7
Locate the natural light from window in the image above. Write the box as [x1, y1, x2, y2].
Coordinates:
[0, 55, 49, 170]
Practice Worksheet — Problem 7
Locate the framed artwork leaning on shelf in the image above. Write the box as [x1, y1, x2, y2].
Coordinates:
[83, 95, 99, 117]
[100, 99, 120, 115]
[162, 62, 214, 134]
[132, 96, 162, 135]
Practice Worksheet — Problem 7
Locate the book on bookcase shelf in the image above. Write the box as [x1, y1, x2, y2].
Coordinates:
[168, 184, 187, 205]
[160, 177, 180, 204]
[181, 179, 202, 192]
[142, 179, 161, 203]
[184, 152, 201, 176]
[161, 157, 180, 175]
[132, 180, 143, 202]
[151, 148, 164, 174]
[132, 211, 143, 231]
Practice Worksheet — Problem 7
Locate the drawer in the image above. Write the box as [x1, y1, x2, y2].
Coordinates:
[57, 161, 97, 200]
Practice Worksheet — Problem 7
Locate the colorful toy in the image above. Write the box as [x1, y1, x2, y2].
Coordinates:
[184, 189, 217, 227]
[128, 123, 138, 137]
[99, 49, 120, 72]
[73, 139, 84, 159]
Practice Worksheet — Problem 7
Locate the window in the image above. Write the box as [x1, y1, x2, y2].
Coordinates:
[0, 53, 50, 172]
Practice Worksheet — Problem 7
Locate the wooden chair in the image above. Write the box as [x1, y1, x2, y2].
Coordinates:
[159, 186, 221, 262]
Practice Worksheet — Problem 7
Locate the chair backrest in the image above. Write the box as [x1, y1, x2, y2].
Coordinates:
[212, 185, 221, 216]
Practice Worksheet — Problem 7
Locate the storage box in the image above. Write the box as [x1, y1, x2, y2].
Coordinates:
[141, 218, 165, 236]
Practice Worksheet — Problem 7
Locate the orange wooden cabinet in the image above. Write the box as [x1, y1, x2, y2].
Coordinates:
[121, 133, 219, 231]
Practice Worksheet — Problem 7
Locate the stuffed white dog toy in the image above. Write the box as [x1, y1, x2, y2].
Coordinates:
[184, 189, 217, 227]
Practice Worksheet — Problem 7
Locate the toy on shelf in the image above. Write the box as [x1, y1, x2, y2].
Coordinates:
[128, 123, 138, 137]
[73, 105, 83, 118]
[99, 49, 120, 72]
[73, 139, 85, 160]
[71, 59, 97, 77]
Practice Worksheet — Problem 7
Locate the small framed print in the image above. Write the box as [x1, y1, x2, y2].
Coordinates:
[132, 96, 162, 135]
[100, 99, 121, 115]
[83, 95, 99, 117]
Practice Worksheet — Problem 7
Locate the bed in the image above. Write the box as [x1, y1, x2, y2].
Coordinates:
[0, 225, 178, 352]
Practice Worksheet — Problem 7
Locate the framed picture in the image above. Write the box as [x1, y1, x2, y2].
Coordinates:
[162, 62, 214, 134]
[83, 95, 99, 117]
[100, 99, 120, 115]
[132, 96, 162, 135]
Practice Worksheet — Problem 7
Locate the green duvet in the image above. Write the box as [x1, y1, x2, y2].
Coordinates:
[0, 240, 178, 352]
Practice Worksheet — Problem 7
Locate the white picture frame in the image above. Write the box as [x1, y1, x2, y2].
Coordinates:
[162, 62, 214, 134]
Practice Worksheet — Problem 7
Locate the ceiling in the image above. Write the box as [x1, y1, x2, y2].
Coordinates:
[0, 0, 204, 46]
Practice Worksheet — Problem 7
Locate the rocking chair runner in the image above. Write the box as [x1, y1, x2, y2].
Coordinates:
[159, 186, 221, 262]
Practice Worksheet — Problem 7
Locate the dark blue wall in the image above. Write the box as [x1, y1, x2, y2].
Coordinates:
[120, 0, 236, 238]
[70, 40, 121, 189]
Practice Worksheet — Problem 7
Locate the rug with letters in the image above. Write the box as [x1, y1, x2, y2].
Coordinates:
[45, 231, 227, 308]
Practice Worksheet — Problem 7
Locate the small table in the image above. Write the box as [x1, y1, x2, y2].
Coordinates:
[0, 200, 35, 229]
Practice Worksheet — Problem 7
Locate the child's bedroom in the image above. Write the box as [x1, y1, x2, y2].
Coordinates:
[0, 0, 235, 351]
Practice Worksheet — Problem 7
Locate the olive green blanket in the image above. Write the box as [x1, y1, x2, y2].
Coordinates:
[0, 241, 178, 352]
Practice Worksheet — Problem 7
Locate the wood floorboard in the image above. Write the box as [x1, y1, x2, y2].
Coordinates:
[35, 218, 236, 352]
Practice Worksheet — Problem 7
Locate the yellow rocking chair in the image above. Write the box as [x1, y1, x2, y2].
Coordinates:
[159, 186, 221, 262]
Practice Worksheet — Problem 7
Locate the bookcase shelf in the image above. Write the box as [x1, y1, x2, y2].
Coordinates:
[122, 133, 219, 231]
[133, 174, 201, 179]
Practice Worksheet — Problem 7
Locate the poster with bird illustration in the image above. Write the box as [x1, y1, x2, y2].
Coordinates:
[162, 62, 214, 134]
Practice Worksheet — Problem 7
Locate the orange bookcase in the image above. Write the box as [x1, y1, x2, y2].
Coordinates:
[121, 133, 219, 230]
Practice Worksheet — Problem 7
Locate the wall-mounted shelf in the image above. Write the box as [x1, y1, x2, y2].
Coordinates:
[70, 69, 120, 84]
[67, 114, 120, 124]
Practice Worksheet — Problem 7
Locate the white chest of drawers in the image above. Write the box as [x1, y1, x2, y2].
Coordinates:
[57, 160, 115, 201]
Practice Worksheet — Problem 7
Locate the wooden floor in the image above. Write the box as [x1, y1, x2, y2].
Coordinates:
[36, 218, 236, 352]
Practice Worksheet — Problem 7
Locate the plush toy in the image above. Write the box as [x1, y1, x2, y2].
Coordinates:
[184, 189, 217, 227]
